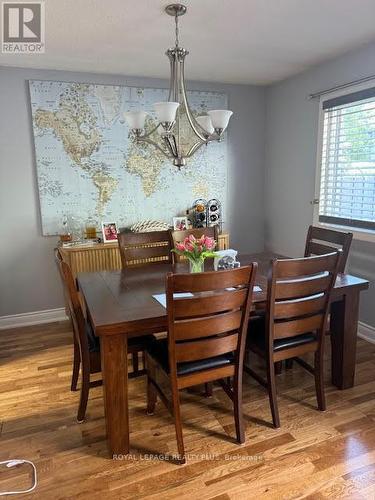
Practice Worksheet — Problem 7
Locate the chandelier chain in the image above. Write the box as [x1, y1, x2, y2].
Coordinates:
[174, 13, 179, 47]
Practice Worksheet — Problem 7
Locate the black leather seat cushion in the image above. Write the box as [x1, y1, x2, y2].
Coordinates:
[147, 339, 234, 376]
[248, 317, 316, 352]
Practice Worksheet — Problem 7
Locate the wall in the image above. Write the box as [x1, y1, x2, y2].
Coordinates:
[264, 41, 375, 327]
[0, 67, 265, 317]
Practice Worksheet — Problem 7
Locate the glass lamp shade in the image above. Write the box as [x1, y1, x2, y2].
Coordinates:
[124, 111, 147, 130]
[153, 101, 179, 123]
[196, 115, 214, 135]
[207, 110, 233, 131]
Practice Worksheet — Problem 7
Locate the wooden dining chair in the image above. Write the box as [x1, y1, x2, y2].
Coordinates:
[55, 250, 152, 422]
[145, 264, 258, 463]
[118, 230, 173, 268]
[305, 225, 353, 273]
[170, 226, 219, 262]
[245, 251, 340, 428]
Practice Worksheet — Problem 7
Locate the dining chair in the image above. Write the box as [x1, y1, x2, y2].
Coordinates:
[245, 251, 340, 428]
[117, 230, 173, 268]
[305, 225, 353, 273]
[55, 249, 152, 422]
[145, 264, 258, 464]
[170, 226, 219, 263]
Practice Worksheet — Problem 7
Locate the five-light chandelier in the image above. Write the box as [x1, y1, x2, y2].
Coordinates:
[124, 3, 233, 168]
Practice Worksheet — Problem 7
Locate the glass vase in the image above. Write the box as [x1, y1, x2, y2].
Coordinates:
[189, 259, 204, 273]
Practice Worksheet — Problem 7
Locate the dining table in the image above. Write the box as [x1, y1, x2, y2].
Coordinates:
[77, 251, 369, 456]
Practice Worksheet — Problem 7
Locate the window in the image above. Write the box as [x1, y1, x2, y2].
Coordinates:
[319, 87, 375, 231]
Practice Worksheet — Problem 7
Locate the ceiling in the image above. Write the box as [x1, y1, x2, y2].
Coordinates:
[2, 0, 375, 85]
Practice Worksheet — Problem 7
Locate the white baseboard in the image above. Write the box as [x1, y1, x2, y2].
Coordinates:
[358, 321, 375, 345]
[0, 308, 68, 330]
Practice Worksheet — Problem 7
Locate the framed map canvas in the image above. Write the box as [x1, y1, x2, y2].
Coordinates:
[29, 80, 228, 235]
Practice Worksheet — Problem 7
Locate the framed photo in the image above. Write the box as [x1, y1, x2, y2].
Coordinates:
[102, 222, 118, 243]
[173, 216, 188, 231]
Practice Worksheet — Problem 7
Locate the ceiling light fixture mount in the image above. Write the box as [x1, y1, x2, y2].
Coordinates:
[124, 3, 233, 169]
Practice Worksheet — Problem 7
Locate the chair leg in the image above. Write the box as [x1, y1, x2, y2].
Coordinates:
[314, 351, 326, 411]
[233, 373, 245, 444]
[71, 340, 80, 392]
[77, 366, 90, 423]
[171, 388, 185, 464]
[275, 361, 283, 375]
[285, 359, 294, 370]
[204, 382, 213, 397]
[146, 376, 157, 415]
[132, 352, 139, 376]
[267, 358, 280, 428]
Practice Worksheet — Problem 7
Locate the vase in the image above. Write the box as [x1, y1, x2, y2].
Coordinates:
[189, 259, 204, 273]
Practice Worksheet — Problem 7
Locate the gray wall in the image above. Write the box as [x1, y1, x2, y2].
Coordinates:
[264, 41, 375, 327]
[0, 66, 265, 316]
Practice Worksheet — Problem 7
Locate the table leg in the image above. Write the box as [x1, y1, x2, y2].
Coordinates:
[330, 290, 360, 390]
[100, 334, 129, 456]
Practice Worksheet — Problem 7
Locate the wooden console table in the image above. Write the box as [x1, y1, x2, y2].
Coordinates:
[59, 232, 229, 278]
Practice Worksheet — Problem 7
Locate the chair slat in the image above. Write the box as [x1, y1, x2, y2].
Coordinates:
[274, 294, 326, 320]
[308, 226, 351, 246]
[175, 332, 238, 363]
[125, 244, 170, 262]
[274, 252, 338, 278]
[172, 267, 252, 293]
[275, 275, 332, 300]
[309, 241, 338, 256]
[174, 310, 242, 340]
[273, 313, 323, 339]
[174, 288, 247, 318]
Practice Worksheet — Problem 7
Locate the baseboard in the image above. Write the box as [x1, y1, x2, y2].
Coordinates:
[0, 308, 68, 330]
[358, 321, 375, 345]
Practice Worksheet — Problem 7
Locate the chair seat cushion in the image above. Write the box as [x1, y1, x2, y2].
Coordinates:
[248, 318, 317, 352]
[147, 339, 234, 376]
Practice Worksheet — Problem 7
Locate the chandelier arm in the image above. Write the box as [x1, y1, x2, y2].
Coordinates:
[140, 123, 163, 140]
[179, 59, 207, 143]
[166, 135, 178, 157]
[186, 139, 206, 158]
[137, 137, 173, 159]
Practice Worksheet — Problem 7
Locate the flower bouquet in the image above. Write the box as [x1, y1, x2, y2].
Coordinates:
[173, 234, 217, 273]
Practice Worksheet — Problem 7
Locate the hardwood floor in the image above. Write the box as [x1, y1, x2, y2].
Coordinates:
[0, 321, 375, 499]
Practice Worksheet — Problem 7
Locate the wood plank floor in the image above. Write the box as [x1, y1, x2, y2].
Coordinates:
[0, 321, 375, 499]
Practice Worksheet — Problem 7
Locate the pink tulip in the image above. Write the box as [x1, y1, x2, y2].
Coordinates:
[185, 241, 194, 252]
[188, 234, 196, 243]
[176, 242, 185, 252]
[204, 236, 215, 250]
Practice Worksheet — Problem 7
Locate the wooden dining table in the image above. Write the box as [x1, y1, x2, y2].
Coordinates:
[77, 251, 369, 456]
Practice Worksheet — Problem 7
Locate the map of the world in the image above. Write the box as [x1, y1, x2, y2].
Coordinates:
[29, 80, 228, 235]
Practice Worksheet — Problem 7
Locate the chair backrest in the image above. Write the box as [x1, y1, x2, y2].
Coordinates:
[266, 252, 341, 349]
[54, 250, 89, 353]
[304, 225, 352, 273]
[166, 264, 257, 381]
[171, 226, 218, 262]
[117, 230, 173, 268]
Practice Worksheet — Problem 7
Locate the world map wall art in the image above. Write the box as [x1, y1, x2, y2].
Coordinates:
[29, 80, 228, 236]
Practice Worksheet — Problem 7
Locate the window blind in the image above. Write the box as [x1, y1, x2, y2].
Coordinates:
[319, 87, 375, 231]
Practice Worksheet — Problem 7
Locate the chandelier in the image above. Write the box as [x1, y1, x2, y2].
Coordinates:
[124, 3, 233, 168]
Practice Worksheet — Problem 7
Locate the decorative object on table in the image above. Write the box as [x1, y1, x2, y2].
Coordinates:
[207, 198, 223, 233]
[173, 216, 188, 231]
[84, 218, 97, 239]
[130, 220, 170, 233]
[172, 234, 217, 273]
[102, 222, 118, 243]
[214, 249, 238, 271]
[123, 3, 233, 169]
[191, 198, 207, 228]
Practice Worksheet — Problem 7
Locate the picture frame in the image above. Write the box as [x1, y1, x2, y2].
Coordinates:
[101, 222, 118, 243]
[173, 216, 188, 231]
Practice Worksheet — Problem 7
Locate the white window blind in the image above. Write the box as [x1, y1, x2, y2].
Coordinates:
[319, 87, 375, 231]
